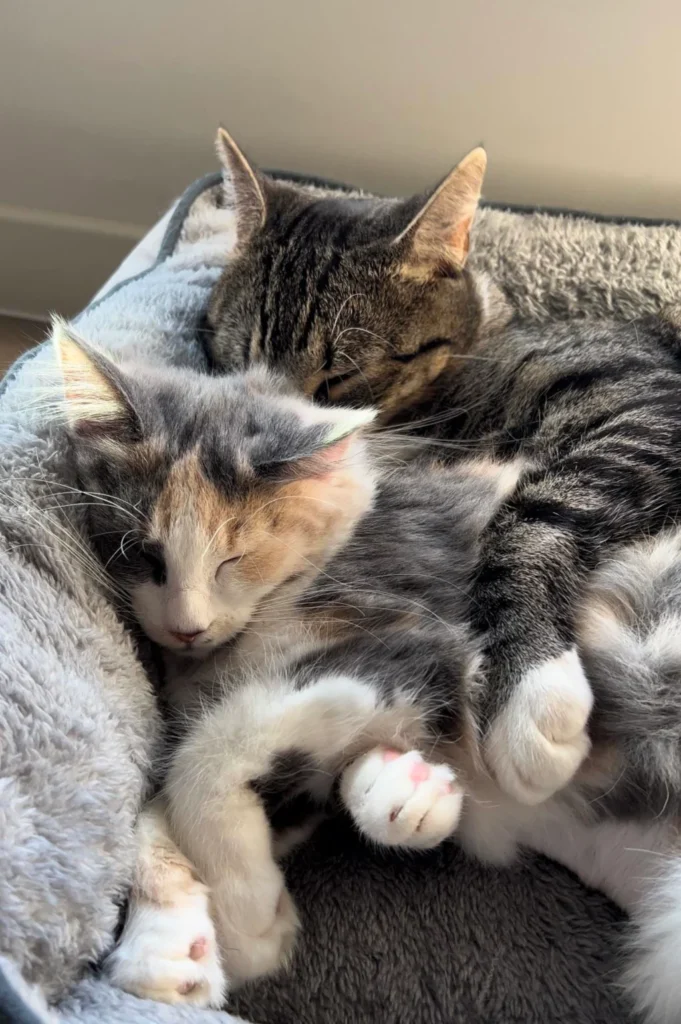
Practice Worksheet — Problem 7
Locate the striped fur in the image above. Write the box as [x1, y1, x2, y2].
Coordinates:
[208, 143, 681, 762]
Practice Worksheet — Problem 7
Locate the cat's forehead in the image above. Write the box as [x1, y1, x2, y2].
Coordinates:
[255, 196, 399, 293]
[145, 372, 299, 450]
[83, 371, 320, 518]
[151, 451, 242, 544]
[268, 191, 391, 243]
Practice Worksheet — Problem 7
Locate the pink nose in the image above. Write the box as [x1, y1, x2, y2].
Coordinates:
[169, 630, 204, 646]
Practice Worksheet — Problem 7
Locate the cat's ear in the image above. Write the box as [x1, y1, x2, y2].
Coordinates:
[395, 146, 486, 279]
[302, 407, 377, 477]
[317, 407, 378, 464]
[51, 317, 140, 440]
[273, 406, 377, 481]
[216, 126, 267, 249]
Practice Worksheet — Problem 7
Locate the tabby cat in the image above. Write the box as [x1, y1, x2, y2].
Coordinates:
[209, 129, 681, 811]
[50, 315, 681, 1024]
[210, 130, 681, 1020]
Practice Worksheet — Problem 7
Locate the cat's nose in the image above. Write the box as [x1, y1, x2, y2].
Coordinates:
[169, 630, 204, 646]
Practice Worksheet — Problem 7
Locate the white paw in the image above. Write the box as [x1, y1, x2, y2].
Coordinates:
[105, 890, 226, 1007]
[485, 647, 593, 805]
[340, 747, 463, 849]
[212, 863, 300, 986]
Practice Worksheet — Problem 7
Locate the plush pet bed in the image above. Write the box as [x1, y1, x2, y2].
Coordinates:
[1, 169, 681, 1024]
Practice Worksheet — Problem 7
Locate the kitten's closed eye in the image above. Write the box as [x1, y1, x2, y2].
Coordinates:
[139, 545, 166, 586]
[216, 555, 242, 580]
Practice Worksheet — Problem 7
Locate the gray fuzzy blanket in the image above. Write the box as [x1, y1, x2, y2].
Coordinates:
[2, 170, 681, 1024]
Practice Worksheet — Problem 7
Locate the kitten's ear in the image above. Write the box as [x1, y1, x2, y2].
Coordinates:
[216, 126, 267, 249]
[395, 146, 486, 279]
[318, 407, 378, 459]
[51, 317, 140, 440]
[304, 407, 377, 476]
[276, 406, 377, 481]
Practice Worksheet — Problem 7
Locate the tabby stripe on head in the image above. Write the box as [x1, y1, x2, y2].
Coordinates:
[294, 218, 358, 356]
[261, 204, 317, 358]
[253, 247, 275, 364]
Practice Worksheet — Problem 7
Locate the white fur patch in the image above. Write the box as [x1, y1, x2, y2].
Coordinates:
[485, 648, 593, 804]
[456, 456, 530, 503]
[625, 859, 681, 1023]
[105, 892, 226, 1008]
[166, 673, 412, 984]
[341, 747, 463, 849]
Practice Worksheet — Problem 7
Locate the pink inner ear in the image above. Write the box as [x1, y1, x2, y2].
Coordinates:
[319, 434, 353, 466]
[450, 214, 473, 262]
[290, 433, 355, 481]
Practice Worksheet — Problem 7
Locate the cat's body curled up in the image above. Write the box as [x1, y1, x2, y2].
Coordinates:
[49, 315, 681, 1024]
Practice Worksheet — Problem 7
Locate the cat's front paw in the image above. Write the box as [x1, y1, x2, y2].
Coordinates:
[212, 861, 299, 986]
[485, 647, 593, 805]
[105, 888, 226, 1008]
[341, 747, 463, 849]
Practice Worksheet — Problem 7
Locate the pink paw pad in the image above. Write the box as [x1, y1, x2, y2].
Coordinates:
[382, 749, 401, 762]
[409, 760, 431, 785]
[189, 937, 208, 961]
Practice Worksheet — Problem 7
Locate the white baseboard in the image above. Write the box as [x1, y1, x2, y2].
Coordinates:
[0, 203, 147, 320]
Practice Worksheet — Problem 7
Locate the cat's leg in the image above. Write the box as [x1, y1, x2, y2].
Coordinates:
[165, 673, 414, 986]
[462, 783, 681, 1021]
[104, 797, 226, 1008]
[467, 461, 608, 805]
[515, 804, 681, 1023]
[340, 747, 464, 849]
[484, 647, 593, 805]
[625, 857, 681, 1024]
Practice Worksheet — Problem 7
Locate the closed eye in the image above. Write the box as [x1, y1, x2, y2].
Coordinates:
[139, 544, 166, 585]
[216, 555, 242, 579]
[313, 367, 361, 403]
[391, 337, 452, 364]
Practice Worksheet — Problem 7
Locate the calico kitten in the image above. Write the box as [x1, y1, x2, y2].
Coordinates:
[208, 130, 681, 810]
[51, 322, 681, 1023]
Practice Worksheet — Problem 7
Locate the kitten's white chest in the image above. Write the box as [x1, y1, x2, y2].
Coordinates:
[162, 615, 325, 713]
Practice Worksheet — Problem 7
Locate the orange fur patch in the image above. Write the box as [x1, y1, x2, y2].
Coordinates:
[155, 454, 231, 542]
[152, 453, 366, 592]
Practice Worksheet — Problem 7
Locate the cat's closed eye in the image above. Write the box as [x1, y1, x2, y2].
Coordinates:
[139, 546, 166, 585]
[216, 555, 242, 580]
[390, 337, 453, 364]
[313, 368, 361, 405]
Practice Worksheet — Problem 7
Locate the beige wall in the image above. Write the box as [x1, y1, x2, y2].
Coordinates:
[2, 0, 680, 317]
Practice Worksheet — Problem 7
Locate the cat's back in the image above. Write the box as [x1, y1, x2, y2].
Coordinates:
[442, 312, 681, 450]
[315, 460, 512, 617]
[477, 313, 681, 386]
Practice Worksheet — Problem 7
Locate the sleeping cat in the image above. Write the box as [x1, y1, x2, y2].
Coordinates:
[50, 321, 681, 1024]
[208, 129, 681, 811]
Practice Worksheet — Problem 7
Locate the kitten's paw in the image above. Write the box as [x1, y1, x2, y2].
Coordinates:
[485, 647, 593, 805]
[105, 889, 226, 1008]
[341, 747, 463, 849]
[212, 864, 300, 986]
